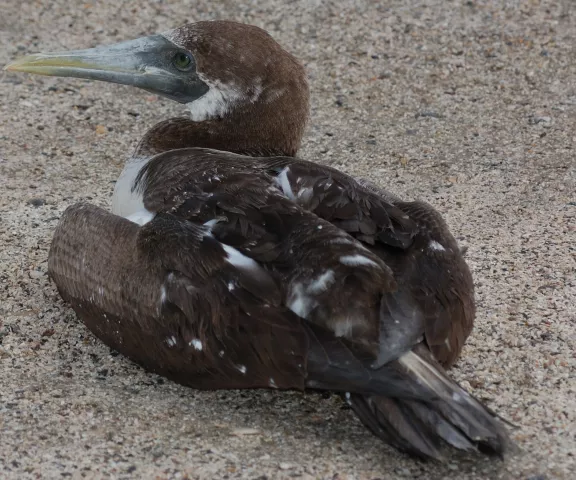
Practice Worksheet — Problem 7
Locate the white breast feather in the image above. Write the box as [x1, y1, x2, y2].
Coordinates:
[112, 155, 156, 225]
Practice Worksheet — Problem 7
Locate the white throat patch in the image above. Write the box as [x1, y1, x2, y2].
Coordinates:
[187, 76, 246, 122]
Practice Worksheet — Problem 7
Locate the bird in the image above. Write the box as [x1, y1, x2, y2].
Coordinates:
[5, 20, 510, 460]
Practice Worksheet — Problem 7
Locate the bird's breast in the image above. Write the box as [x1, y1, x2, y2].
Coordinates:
[112, 156, 151, 220]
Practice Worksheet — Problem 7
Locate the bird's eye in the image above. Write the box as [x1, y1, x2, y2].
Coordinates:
[173, 52, 193, 71]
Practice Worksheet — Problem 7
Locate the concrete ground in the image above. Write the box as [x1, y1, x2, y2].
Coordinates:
[1, 0, 575, 478]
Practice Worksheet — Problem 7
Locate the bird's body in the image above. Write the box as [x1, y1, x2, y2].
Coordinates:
[6, 20, 509, 460]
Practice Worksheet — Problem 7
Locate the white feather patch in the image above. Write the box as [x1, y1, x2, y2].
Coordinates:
[287, 283, 315, 319]
[287, 269, 336, 319]
[274, 167, 296, 201]
[186, 76, 245, 122]
[125, 209, 156, 226]
[429, 240, 446, 252]
[112, 155, 150, 218]
[332, 317, 363, 337]
[339, 254, 380, 268]
[222, 244, 260, 271]
[307, 270, 335, 294]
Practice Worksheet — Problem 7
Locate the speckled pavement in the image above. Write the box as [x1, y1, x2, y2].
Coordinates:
[1, 1, 575, 479]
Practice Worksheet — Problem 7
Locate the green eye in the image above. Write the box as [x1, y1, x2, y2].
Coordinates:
[173, 52, 193, 71]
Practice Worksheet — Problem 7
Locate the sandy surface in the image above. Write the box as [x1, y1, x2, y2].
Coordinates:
[1, 1, 575, 479]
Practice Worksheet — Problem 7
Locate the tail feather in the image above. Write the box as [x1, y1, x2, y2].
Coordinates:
[398, 350, 507, 447]
[346, 349, 509, 460]
[405, 400, 476, 451]
[348, 394, 449, 460]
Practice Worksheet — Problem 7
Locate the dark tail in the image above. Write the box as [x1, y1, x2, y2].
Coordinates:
[305, 326, 510, 460]
[345, 347, 509, 460]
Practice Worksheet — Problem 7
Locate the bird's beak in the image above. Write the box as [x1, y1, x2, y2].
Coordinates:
[4, 35, 208, 103]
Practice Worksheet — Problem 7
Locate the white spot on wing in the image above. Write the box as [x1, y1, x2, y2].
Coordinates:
[429, 240, 446, 252]
[221, 244, 258, 270]
[332, 317, 360, 337]
[330, 237, 354, 245]
[287, 283, 316, 319]
[166, 336, 177, 347]
[236, 364, 247, 374]
[158, 285, 168, 314]
[287, 269, 343, 319]
[307, 270, 335, 294]
[339, 254, 380, 268]
[203, 218, 221, 230]
[269, 377, 277, 388]
[274, 167, 296, 201]
[189, 338, 203, 351]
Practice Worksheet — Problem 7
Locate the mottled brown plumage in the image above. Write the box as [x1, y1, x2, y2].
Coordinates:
[8, 20, 509, 460]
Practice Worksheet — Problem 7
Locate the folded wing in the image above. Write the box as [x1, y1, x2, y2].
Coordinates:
[47, 150, 505, 460]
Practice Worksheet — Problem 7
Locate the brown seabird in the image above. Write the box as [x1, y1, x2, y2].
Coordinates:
[5, 20, 510, 460]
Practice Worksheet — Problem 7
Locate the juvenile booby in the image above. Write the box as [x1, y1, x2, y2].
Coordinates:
[6, 20, 510, 460]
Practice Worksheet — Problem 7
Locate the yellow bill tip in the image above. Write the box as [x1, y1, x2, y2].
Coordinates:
[4, 55, 48, 73]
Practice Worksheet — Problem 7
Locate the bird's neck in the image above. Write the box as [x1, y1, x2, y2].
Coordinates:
[134, 115, 303, 159]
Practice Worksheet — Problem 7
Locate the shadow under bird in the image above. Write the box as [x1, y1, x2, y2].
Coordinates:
[6, 20, 511, 460]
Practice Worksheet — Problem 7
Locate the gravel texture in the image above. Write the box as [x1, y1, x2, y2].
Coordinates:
[1, 1, 575, 479]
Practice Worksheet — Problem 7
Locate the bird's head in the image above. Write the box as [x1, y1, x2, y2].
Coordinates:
[6, 20, 309, 155]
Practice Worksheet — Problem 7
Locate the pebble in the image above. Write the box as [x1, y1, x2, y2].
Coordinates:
[528, 115, 553, 126]
[335, 94, 346, 107]
[27, 198, 46, 207]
